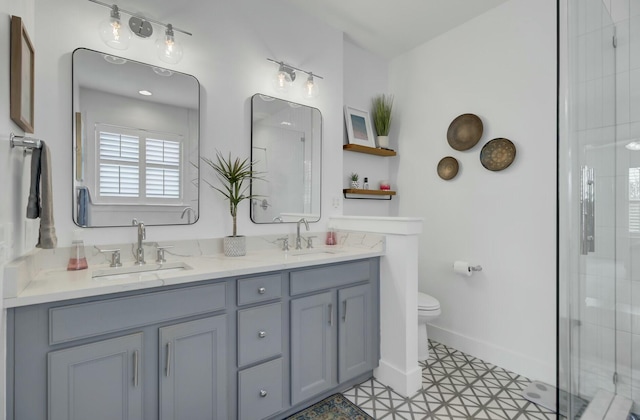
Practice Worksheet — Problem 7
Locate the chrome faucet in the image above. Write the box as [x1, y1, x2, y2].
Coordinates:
[296, 218, 309, 250]
[132, 220, 146, 265]
[181, 207, 195, 224]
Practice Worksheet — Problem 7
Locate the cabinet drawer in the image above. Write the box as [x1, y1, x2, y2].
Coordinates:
[237, 303, 282, 367]
[49, 282, 226, 345]
[238, 358, 283, 420]
[237, 274, 282, 306]
[290, 260, 371, 296]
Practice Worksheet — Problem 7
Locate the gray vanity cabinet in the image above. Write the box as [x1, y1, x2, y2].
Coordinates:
[159, 315, 227, 420]
[290, 291, 335, 405]
[48, 332, 144, 420]
[7, 258, 380, 420]
[289, 260, 377, 407]
[338, 284, 373, 383]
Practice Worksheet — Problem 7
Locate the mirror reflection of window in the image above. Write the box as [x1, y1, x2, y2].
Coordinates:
[72, 48, 200, 227]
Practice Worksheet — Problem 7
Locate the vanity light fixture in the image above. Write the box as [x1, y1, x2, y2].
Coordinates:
[156, 24, 183, 64]
[98, 4, 131, 50]
[267, 58, 323, 98]
[89, 0, 191, 64]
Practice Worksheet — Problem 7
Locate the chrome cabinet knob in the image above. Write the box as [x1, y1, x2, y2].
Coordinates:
[259, 389, 267, 398]
[258, 287, 266, 294]
[258, 331, 266, 338]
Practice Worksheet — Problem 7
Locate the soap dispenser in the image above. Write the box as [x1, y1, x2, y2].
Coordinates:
[67, 230, 88, 271]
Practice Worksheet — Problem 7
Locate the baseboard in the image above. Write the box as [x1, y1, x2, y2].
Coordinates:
[428, 324, 556, 385]
[374, 359, 422, 398]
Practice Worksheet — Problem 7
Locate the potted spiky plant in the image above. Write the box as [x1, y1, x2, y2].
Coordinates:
[202, 151, 260, 256]
[371, 94, 394, 148]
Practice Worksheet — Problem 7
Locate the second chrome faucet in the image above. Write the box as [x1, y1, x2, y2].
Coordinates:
[133, 220, 146, 265]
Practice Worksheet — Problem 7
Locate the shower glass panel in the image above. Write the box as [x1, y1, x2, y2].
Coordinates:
[560, 0, 639, 417]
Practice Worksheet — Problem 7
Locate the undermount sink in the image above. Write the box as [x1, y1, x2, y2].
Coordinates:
[290, 248, 344, 256]
[92, 261, 193, 280]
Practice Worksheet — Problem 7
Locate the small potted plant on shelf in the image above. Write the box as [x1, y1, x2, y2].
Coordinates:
[202, 151, 260, 257]
[371, 93, 394, 149]
[350, 172, 360, 189]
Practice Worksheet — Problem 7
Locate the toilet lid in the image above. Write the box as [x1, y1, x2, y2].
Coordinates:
[418, 292, 440, 311]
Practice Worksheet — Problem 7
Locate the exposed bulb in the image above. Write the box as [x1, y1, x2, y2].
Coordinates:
[273, 63, 294, 92]
[156, 24, 183, 64]
[302, 74, 319, 99]
[99, 5, 132, 50]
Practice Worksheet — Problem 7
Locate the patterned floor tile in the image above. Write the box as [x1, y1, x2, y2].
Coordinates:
[343, 340, 557, 420]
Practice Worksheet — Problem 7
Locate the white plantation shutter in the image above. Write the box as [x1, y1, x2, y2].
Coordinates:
[98, 131, 140, 197]
[146, 139, 181, 198]
[95, 125, 182, 203]
[630, 168, 640, 233]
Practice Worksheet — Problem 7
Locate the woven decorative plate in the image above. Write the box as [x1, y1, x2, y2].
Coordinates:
[480, 138, 516, 171]
[446, 113, 483, 151]
[437, 156, 459, 180]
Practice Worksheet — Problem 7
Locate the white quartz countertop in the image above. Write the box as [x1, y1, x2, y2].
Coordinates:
[4, 244, 383, 308]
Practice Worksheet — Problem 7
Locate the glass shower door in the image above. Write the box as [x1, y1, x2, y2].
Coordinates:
[560, 0, 639, 417]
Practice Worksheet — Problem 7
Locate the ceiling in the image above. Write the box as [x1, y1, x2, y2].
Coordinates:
[281, 0, 509, 59]
[88, 0, 509, 60]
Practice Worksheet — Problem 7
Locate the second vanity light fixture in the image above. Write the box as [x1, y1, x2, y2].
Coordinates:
[89, 0, 192, 64]
[267, 58, 323, 99]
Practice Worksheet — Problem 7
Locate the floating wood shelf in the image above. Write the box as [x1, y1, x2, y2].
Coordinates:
[343, 144, 397, 157]
[343, 189, 396, 200]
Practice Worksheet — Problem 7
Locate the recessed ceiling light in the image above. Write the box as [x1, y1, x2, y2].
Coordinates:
[139, 90, 153, 96]
[280, 121, 292, 126]
[625, 141, 640, 151]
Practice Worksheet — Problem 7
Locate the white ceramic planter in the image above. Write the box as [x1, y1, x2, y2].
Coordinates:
[377, 135, 389, 148]
[223, 236, 246, 257]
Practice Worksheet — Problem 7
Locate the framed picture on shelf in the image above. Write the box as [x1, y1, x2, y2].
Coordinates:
[10, 15, 35, 133]
[344, 105, 375, 148]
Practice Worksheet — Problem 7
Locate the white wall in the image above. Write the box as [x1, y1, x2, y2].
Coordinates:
[389, 0, 557, 383]
[24, 0, 344, 249]
[342, 39, 394, 216]
[1, 1, 36, 417]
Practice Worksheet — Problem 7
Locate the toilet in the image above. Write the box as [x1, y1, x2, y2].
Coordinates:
[418, 292, 441, 361]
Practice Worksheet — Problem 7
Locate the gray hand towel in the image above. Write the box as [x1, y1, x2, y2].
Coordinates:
[26, 146, 42, 219]
[26, 141, 57, 249]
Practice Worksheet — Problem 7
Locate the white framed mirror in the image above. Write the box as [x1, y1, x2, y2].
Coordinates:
[250, 94, 322, 224]
[72, 48, 200, 227]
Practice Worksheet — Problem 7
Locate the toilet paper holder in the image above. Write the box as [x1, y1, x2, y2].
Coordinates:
[470, 265, 482, 272]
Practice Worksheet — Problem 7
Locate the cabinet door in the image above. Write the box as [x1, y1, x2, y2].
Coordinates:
[290, 291, 335, 405]
[48, 332, 143, 420]
[159, 315, 227, 420]
[338, 283, 373, 382]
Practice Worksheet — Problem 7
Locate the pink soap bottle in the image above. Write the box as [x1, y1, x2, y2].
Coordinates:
[67, 231, 88, 271]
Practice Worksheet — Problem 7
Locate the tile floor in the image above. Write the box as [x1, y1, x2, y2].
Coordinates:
[343, 340, 557, 419]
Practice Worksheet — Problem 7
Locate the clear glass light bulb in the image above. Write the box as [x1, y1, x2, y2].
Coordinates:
[302, 74, 319, 99]
[273, 64, 293, 92]
[98, 5, 131, 50]
[156, 24, 183, 64]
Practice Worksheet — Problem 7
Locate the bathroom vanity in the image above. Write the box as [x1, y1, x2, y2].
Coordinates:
[4, 245, 381, 420]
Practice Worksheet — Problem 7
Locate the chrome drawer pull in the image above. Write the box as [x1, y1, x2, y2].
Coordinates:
[165, 342, 172, 377]
[259, 389, 268, 398]
[133, 350, 139, 387]
[258, 287, 266, 294]
[258, 331, 267, 338]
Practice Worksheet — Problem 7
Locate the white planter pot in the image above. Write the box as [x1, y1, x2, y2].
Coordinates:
[377, 135, 389, 148]
[223, 236, 246, 257]
[351, 181, 360, 189]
